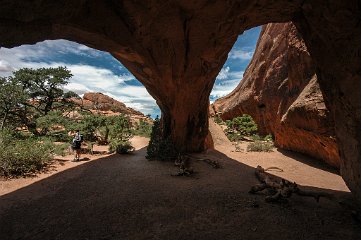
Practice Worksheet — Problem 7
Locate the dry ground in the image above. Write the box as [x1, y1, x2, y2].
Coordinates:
[0, 122, 360, 240]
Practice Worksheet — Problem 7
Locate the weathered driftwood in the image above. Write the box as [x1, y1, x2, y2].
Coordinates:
[171, 154, 220, 176]
[172, 154, 193, 176]
[250, 165, 333, 203]
[186, 154, 220, 169]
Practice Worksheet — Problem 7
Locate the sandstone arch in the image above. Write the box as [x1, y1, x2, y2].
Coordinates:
[1, 0, 361, 203]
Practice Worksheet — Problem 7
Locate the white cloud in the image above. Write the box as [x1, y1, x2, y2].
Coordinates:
[216, 66, 230, 80]
[212, 67, 244, 101]
[216, 66, 244, 81]
[0, 60, 14, 72]
[0, 40, 158, 115]
[210, 79, 240, 100]
[229, 49, 254, 60]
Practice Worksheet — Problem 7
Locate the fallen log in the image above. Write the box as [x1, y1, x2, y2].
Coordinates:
[250, 165, 333, 203]
[171, 154, 220, 177]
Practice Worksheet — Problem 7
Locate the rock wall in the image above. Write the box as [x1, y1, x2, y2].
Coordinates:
[213, 23, 340, 168]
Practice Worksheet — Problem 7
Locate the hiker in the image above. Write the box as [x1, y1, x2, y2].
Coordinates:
[71, 130, 83, 162]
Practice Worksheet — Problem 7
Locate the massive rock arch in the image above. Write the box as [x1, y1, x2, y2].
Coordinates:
[1, 1, 361, 202]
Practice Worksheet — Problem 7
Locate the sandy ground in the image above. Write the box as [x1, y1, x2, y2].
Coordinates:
[0, 124, 360, 240]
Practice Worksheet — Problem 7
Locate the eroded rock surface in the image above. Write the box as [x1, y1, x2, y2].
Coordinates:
[82, 92, 144, 116]
[0, 0, 360, 202]
[213, 23, 340, 168]
[69, 92, 151, 124]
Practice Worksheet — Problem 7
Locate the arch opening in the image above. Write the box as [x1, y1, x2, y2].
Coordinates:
[0, 0, 361, 203]
[0, 39, 161, 118]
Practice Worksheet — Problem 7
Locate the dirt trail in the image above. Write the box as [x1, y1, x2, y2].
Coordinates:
[207, 119, 348, 192]
[0, 129, 360, 240]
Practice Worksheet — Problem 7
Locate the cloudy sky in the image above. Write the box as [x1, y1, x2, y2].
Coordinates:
[0, 27, 260, 117]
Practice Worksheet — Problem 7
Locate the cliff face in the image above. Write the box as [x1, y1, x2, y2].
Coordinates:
[213, 23, 340, 168]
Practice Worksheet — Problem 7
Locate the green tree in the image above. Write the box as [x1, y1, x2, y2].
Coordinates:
[108, 114, 132, 142]
[0, 76, 29, 130]
[36, 111, 69, 135]
[0, 67, 73, 133]
[226, 114, 258, 136]
[224, 114, 258, 142]
[107, 114, 134, 154]
[146, 116, 178, 160]
[14, 67, 72, 115]
[63, 91, 80, 99]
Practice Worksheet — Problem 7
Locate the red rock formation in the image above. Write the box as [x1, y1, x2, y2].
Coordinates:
[0, 0, 361, 202]
[69, 92, 151, 123]
[82, 92, 143, 116]
[213, 23, 340, 168]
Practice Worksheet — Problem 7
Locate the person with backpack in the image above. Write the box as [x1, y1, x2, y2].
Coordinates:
[71, 130, 83, 162]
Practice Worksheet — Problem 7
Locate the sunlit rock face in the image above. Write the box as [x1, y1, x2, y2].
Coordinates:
[0, 0, 361, 203]
[212, 23, 340, 168]
[81, 92, 144, 116]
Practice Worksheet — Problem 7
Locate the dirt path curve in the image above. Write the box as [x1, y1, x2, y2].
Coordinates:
[0, 133, 360, 239]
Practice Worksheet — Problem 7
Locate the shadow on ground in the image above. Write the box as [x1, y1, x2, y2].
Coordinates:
[278, 148, 339, 174]
[0, 147, 360, 240]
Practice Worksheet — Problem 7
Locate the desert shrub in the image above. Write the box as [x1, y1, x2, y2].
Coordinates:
[109, 139, 134, 154]
[264, 134, 273, 142]
[226, 114, 258, 136]
[36, 111, 69, 134]
[226, 131, 244, 142]
[247, 140, 274, 152]
[146, 117, 178, 161]
[0, 138, 53, 177]
[107, 115, 134, 154]
[66, 113, 100, 141]
[53, 143, 69, 156]
[225, 114, 258, 142]
[108, 115, 133, 141]
[132, 119, 153, 137]
[0, 128, 15, 145]
[250, 134, 262, 141]
[213, 113, 225, 125]
[48, 130, 72, 142]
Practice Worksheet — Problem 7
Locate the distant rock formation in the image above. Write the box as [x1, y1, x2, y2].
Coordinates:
[71, 92, 150, 123]
[83, 92, 144, 116]
[212, 23, 340, 168]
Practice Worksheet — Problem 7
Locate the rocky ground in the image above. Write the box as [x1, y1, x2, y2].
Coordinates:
[0, 126, 360, 240]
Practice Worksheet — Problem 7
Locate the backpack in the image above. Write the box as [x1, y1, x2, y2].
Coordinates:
[72, 133, 83, 148]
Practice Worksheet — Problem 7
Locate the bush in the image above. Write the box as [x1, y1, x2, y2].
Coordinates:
[226, 114, 258, 136]
[146, 117, 178, 161]
[247, 140, 274, 152]
[0, 138, 53, 177]
[213, 113, 225, 125]
[226, 131, 244, 142]
[132, 119, 152, 137]
[224, 114, 258, 142]
[109, 140, 134, 154]
[48, 130, 72, 142]
[53, 143, 69, 156]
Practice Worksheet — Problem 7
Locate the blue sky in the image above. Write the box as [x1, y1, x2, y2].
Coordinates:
[0, 27, 260, 117]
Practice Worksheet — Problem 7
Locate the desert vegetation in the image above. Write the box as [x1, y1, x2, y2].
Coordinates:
[215, 114, 274, 152]
[0, 67, 153, 178]
[146, 117, 178, 161]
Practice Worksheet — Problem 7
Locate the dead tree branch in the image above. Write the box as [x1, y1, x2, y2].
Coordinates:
[250, 165, 334, 203]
